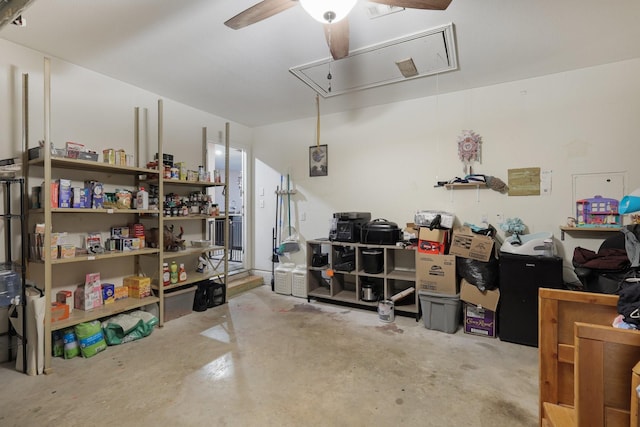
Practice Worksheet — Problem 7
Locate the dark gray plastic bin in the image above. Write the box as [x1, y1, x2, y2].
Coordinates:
[418, 290, 461, 334]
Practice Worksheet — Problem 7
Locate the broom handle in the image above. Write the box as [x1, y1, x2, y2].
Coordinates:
[287, 174, 291, 236]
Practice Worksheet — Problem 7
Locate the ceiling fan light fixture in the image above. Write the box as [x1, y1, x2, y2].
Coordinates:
[299, 0, 357, 24]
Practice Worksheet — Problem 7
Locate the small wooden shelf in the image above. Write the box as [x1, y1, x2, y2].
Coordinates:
[162, 245, 225, 260]
[29, 156, 160, 176]
[443, 182, 487, 189]
[306, 239, 420, 321]
[152, 270, 225, 291]
[44, 248, 160, 264]
[50, 295, 160, 331]
[559, 226, 622, 240]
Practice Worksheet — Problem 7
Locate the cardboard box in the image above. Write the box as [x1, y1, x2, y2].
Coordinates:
[124, 276, 151, 298]
[460, 279, 499, 337]
[103, 149, 115, 164]
[417, 227, 450, 254]
[416, 253, 458, 295]
[59, 244, 76, 259]
[49, 182, 59, 208]
[449, 226, 494, 262]
[459, 279, 500, 310]
[101, 283, 115, 304]
[74, 273, 103, 311]
[114, 285, 128, 301]
[58, 179, 72, 208]
[56, 290, 73, 313]
[51, 302, 70, 322]
[463, 303, 497, 337]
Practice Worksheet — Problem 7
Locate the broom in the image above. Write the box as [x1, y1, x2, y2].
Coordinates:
[277, 174, 300, 254]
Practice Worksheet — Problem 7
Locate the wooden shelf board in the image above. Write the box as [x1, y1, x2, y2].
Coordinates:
[162, 246, 225, 259]
[49, 248, 160, 264]
[51, 296, 160, 331]
[29, 157, 159, 175]
[387, 270, 417, 281]
[141, 177, 223, 187]
[444, 182, 487, 189]
[43, 208, 160, 214]
[163, 215, 215, 221]
[560, 226, 621, 232]
[559, 225, 622, 240]
[332, 290, 357, 302]
[154, 270, 225, 291]
[308, 288, 331, 298]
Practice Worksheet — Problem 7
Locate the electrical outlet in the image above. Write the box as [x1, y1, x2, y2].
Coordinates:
[301, 212, 306, 221]
[496, 213, 503, 223]
[481, 213, 488, 224]
[259, 199, 264, 208]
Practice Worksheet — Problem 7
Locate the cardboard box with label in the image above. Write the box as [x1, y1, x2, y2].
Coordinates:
[460, 279, 500, 337]
[417, 227, 450, 255]
[416, 253, 458, 294]
[124, 276, 151, 298]
[449, 227, 495, 262]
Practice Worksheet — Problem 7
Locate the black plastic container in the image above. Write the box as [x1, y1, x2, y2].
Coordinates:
[362, 249, 383, 274]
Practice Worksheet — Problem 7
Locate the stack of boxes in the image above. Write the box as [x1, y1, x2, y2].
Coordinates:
[415, 223, 500, 337]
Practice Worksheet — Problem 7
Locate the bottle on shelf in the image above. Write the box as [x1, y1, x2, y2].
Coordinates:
[163, 262, 170, 286]
[179, 263, 187, 282]
[136, 187, 149, 210]
[170, 261, 178, 284]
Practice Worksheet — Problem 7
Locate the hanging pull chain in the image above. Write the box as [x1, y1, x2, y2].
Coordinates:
[316, 94, 320, 147]
[326, 20, 333, 93]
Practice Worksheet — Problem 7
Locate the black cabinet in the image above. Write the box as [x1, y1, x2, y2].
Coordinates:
[498, 253, 564, 346]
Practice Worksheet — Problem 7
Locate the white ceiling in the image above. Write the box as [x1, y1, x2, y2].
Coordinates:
[2, 0, 640, 128]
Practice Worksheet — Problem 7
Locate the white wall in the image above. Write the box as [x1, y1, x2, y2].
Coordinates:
[252, 58, 640, 282]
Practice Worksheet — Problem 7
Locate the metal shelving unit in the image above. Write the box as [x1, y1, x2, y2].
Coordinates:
[0, 178, 27, 373]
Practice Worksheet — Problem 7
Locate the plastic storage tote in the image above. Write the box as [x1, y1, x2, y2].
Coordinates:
[291, 265, 307, 298]
[418, 290, 461, 334]
[275, 263, 295, 295]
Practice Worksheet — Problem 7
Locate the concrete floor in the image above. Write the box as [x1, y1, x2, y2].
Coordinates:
[0, 285, 538, 426]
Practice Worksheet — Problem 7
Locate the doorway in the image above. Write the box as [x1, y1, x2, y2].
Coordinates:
[208, 143, 246, 273]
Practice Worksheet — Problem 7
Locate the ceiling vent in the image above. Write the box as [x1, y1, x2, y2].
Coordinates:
[365, 4, 405, 19]
[289, 23, 457, 98]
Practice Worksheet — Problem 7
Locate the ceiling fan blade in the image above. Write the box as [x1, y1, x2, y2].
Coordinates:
[369, 0, 453, 10]
[324, 19, 350, 60]
[224, 0, 297, 30]
[0, 0, 35, 29]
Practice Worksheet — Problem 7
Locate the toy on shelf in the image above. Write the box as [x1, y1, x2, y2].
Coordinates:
[576, 195, 620, 227]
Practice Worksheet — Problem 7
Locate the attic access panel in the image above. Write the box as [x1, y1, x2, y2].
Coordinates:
[289, 23, 457, 97]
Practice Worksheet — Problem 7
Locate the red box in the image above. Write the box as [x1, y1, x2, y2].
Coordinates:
[50, 182, 59, 208]
[417, 227, 449, 254]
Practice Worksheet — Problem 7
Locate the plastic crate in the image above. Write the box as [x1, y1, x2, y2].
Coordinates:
[164, 286, 196, 321]
[291, 265, 307, 298]
[418, 290, 461, 334]
[275, 263, 294, 295]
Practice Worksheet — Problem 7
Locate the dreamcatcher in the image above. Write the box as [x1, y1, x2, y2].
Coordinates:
[457, 130, 482, 174]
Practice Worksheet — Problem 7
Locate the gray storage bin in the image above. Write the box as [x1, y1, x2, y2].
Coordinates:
[418, 290, 461, 334]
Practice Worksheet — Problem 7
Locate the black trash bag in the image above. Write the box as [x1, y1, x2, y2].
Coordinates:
[193, 283, 208, 312]
[456, 256, 499, 291]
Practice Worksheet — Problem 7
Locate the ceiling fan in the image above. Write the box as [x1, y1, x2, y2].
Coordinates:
[224, 0, 452, 60]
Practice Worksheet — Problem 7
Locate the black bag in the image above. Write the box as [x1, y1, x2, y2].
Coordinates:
[193, 283, 208, 312]
[617, 282, 640, 325]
